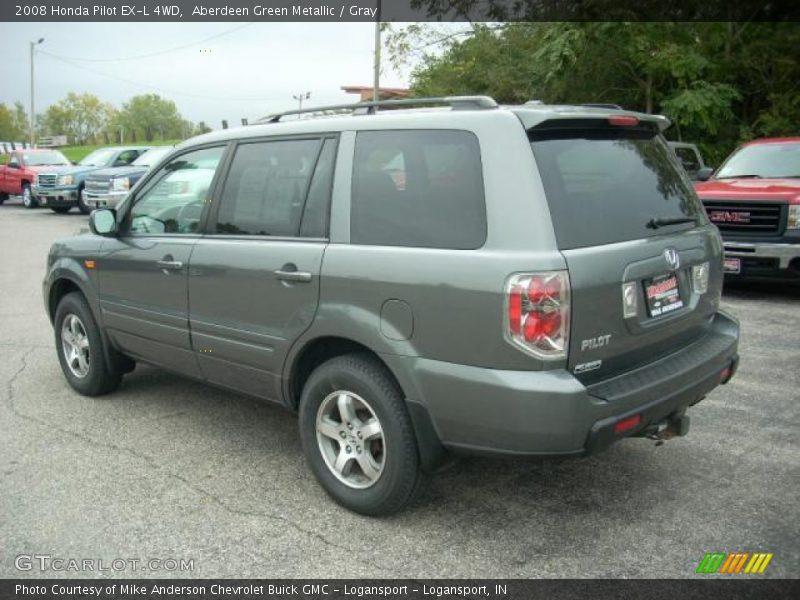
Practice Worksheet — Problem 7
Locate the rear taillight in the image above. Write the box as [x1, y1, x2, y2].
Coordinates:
[505, 271, 570, 360]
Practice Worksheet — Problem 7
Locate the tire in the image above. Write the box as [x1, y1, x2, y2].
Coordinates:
[54, 292, 122, 396]
[76, 187, 91, 215]
[299, 353, 425, 516]
[0, 191, 7, 204]
[50, 207, 71, 214]
[21, 183, 37, 208]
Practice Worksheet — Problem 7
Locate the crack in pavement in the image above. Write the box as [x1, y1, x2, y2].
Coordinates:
[3, 347, 389, 568]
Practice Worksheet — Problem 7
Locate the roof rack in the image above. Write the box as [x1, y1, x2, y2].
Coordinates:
[258, 95, 498, 124]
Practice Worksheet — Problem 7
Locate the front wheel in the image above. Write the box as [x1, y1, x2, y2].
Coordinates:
[76, 187, 91, 215]
[54, 292, 122, 396]
[21, 183, 37, 208]
[299, 353, 425, 516]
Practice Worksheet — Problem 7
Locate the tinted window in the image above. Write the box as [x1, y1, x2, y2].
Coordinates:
[216, 139, 321, 236]
[673, 147, 699, 171]
[351, 130, 486, 249]
[79, 148, 117, 167]
[133, 146, 172, 167]
[8, 154, 19, 168]
[300, 138, 337, 238]
[127, 146, 224, 235]
[530, 128, 703, 250]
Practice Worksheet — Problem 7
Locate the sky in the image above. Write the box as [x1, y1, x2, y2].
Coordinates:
[0, 22, 409, 128]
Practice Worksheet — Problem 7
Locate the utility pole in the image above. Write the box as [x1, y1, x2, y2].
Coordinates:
[293, 91, 311, 112]
[29, 38, 44, 146]
[373, 0, 382, 102]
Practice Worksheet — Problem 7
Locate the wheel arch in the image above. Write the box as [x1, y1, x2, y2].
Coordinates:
[285, 335, 448, 471]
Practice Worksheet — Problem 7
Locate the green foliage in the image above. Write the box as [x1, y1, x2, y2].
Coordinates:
[0, 102, 28, 141]
[41, 92, 114, 145]
[117, 94, 186, 142]
[404, 22, 800, 164]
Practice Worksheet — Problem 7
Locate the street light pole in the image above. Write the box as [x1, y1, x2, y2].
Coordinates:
[29, 38, 44, 147]
[293, 91, 311, 112]
[373, 0, 382, 102]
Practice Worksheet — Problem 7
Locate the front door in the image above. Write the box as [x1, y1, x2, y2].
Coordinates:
[188, 136, 337, 400]
[97, 145, 227, 377]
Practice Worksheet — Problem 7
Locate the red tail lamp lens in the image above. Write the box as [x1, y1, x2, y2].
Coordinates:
[505, 272, 570, 359]
[614, 414, 642, 434]
[509, 288, 523, 335]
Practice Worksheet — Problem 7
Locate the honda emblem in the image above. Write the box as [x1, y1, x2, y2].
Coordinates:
[663, 248, 680, 271]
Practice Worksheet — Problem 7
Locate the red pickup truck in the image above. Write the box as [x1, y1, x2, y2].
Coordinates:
[0, 148, 72, 208]
[695, 137, 800, 282]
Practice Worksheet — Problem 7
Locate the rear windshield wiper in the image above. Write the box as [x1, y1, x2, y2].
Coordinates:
[647, 216, 697, 229]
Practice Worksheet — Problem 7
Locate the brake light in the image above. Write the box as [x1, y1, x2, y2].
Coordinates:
[608, 115, 640, 127]
[505, 271, 570, 359]
[614, 414, 641, 434]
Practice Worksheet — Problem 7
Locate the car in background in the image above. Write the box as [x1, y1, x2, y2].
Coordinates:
[33, 146, 150, 214]
[669, 141, 711, 181]
[695, 137, 800, 282]
[83, 146, 174, 210]
[0, 148, 72, 208]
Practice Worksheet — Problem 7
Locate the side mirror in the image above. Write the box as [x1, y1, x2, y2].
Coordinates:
[696, 167, 714, 182]
[89, 209, 117, 236]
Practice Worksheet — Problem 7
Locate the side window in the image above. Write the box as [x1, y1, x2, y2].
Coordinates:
[674, 147, 699, 171]
[126, 146, 225, 235]
[351, 130, 486, 249]
[300, 138, 337, 238]
[215, 139, 323, 237]
[8, 154, 19, 168]
[117, 150, 139, 166]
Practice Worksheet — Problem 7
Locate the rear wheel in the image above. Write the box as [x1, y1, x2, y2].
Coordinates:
[50, 206, 71, 214]
[54, 292, 122, 396]
[77, 187, 91, 215]
[21, 183, 37, 208]
[299, 353, 425, 516]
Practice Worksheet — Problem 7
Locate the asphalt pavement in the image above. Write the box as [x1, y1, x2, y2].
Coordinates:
[1, 200, 797, 578]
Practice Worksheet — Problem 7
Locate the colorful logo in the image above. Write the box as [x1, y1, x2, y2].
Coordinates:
[696, 552, 773, 574]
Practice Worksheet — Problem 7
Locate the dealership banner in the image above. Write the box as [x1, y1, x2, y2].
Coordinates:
[3, 0, 799, 22]
[3, 579, 799, 600]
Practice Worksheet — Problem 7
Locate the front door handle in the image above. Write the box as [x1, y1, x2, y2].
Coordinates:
[156, 259, 184, 270]
[274, 264, 312, 283]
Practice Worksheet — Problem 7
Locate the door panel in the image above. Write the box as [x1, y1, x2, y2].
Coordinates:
[188, 238, 325, 400]
[99, 237, 201, 377]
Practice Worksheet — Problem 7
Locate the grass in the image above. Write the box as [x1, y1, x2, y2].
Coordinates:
[60, 140, 181, 163]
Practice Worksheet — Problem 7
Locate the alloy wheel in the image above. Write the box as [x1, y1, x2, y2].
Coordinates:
[316, 390, 385, 489]
[60, 314, 90, 378]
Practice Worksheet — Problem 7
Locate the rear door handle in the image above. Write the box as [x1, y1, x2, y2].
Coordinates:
[156, 259, 184, 270]
[274, 265, 312, 283]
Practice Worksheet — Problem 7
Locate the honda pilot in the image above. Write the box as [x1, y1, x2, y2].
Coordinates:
[43, 97, 740, 515]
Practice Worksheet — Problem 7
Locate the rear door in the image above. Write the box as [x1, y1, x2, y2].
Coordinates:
[528, 118, 723, 383]
[187, 136, 337, 401]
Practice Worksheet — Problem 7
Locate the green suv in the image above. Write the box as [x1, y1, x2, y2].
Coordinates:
[43, 97, 740, 515]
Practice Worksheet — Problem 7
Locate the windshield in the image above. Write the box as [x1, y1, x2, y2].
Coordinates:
[78, 148, 117, 167]
[23, 150, 71, 166]
[530, 127, 703, 250]
[716, 142, 800, 179]
[132, 146, 172, 167]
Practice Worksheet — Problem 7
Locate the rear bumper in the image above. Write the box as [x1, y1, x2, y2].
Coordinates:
[723, 241, 800, 280]
[389, 311, 739, 458]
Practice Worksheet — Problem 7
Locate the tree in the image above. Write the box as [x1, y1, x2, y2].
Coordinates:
[40, 93, 113, 144]
[193, 121, 212, 136]
[117, 94, 184, 142]
[403, 22, 799, 164]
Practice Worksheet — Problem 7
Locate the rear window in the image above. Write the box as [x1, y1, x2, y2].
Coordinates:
[530, 127, 703, 250]
[351, 130, 486, 249]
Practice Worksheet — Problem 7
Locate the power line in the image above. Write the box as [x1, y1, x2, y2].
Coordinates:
[39, 52, 278, 103]
[38, 23, 256, 63]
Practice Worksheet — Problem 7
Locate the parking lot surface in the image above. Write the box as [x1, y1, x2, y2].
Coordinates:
[1, 201, 797, 578]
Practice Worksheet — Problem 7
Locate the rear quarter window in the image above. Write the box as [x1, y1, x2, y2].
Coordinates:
[350, 130, 486, 249]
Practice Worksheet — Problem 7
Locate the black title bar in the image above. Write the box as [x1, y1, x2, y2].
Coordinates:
[3, 0, 799, 22]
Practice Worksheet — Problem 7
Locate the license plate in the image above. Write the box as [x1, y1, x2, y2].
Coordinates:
[723, 257, 741, 274]
[644, 274, 684, 317]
